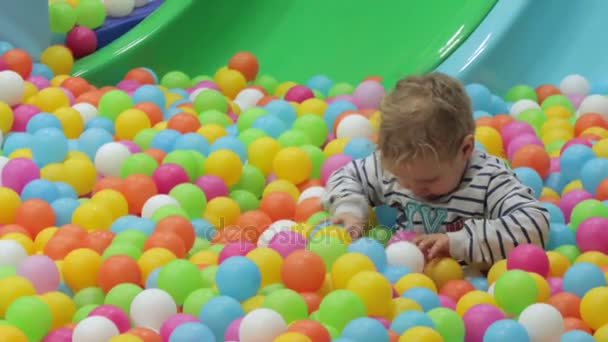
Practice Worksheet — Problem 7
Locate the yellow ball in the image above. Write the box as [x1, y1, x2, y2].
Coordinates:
[423, 258, 464, 289]
[22, 81, 38, 102]
[248, 137, 281, 175]
[487, 259, 507, 285]
[475, 126, 504, 157]
[50, 75, 71, 87]
[562, 180, 583, 196]
[313, 225, 352, 245]
[274, 81, 298, 97]
[108, 334, 144, 342]
[263, 179, 300, 202]
[274, 332, 313, 342]
[369, 111, 381, 131]
[63, 158, 97, 196]
[400, 327, 444, 342]
[2, 233, 35, 255]
[323, 137, 350, 156]
[575, 251, 608, 267]
[394, 273, 437, 295]
[298, 98, 327, 116]
[8, 148, 32, 159]
[138, 248, 176, 284]
[165, 92, 183, 108]
[54, 106, 84, 138]
[116, 109, 152, 140]
[204, 196, 241, 227]
[273, 147, 312, 184]
[62, 248, 102, 292]
[197, 124, 228, 143]
[0, 325, 27, 341]
[593, 138, 608, 158]
[214, 67, 247, 99]
[246, 247, 283, 287]
[530, 272, 550, 302]
[541, 118, 574, 136]
[456, 290, 497, 316]
[0, 101, 14, 134]
[331, 252, 376, 289]
[346, 270, 393, 317]
[34, 227, 58, 252]
[581, 286, 608, 330]
[40, 45, 74, 75]
[391, 297, 423, 319]
[154, 121, 168, 130]
[72, 201, 114, 231]
[91, 189, 129, 221]
[40, 162, 66, 182]
[40, 291, 76, 329]
[541, 187, 560, 200]
[242, 294, 265, 313]
[188, 250, 218, 266]
[582, 126, 608, 138]
[544, 105, 572, 119]
[205, 149, 243, 186]
[66, 150, 91, 161]
[542, 129, 573, 145]
[0, 187, 21, 224]
[35, 87, 70, 112]
[0, 275, 36, 316]
[595, 324, 608, 342]
[290, 223, 314, 240]
[546, 251, 571, 277]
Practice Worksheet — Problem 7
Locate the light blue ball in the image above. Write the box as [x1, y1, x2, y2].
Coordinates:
[21, 179, 60, 202]
[133, 85, 166, 108]
[110, 215, 141, 234]
[85, 116, 115, 134]
[542, 202, 565, 224]
[465, 83, 492, 111]
[390, 310, 435, 334]
[168, 88, 189, 99]
[226, 124, 238, 136]
[173, 133, 210, 156]
[130, 217, 156, 236]
[32, 127, 69, 167]
[307, 74, 334, 95]
[210, 136, 247, 163]
[374, 204, 398, 228]
[145, 267, 161, 289]
[343, 137, 376, 160]
[198, 296, 244, 341]
[347, 237, 387, 271]
[251, 115, 287, 138]
[150, 129, 181, 152]
[67, 139, 80, 151]
[78, 128, 114, 160]
[473, 110, 491, 119]
[265, 99, 297, 126]
[545, 172, 568, 195]
[470, 277, 488, 291]
[483, 319, 530, 342]
[560, 144, 595, 182]
[580, 157, 608, 196]
[169, 322, 216, 342]
[57, 281, 73, 297]
[3, 132, 33, 156]
[489, 94, 509, 114]
[163, 107, 184, 121]
[514, 167, 543, 198]
[192, 218, 217, 240]
[30, 63, 54, 79]
[51, 198, 80, 226]
[475, 141, 487, 151]
[215, 256, 260, 301]
[26, 113, 62, 134]
[383, 265, 411, 283]
[341, 317, 389, 342]
[560, 330, 595, 342]
[546, 223, 576, 250]
[323, 100, 357, 128]
[563, 262, 607, 297]
[402, 287, 441, 312]
[54, 181, 78, 199]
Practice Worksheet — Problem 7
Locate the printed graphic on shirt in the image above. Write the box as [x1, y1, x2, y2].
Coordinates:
[399, 202, 448, 234]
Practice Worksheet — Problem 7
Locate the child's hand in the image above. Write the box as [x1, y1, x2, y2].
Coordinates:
[331, 213, 366, 239]
[413, 233, 450, 260]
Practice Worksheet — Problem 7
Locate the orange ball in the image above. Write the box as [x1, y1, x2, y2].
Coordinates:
[54, 224, 88, 240]
[93, 176, 124, 194]
[364, 75, 383, 82]
[563, 317, 592, 333]
[260, 191, 296, 221]
[120, 174, 158, 215]
[388, 330, 400, 342]
[546, 292, 581, 319]
[167, 113, 201, 133]
[2, 48, 33, 78]
[492, 114, 515, 131]
[128, 327, 162, 342]
[510, 144, 550, 178]
[134, 102, 164, 126]
[228, 51, 259, 81]
[211, 225, 247, 244]
[61, 77, 91, 97]
[281, 249, 326, 292]
[235, 210, 272, 243]
[124, 68, 157, 85]
[155, 215, 196, 251]
[43, 235, 83, 260]
[475, 117, 497, 130]
[297, 179, 323, 192]
[257, 95, 278, 106]
[596, 178, 608, 201]
[575, 112, 608, 137]
[85, 230, 115, 254]
[535, 84, 561, 103]
[97, 255, 142, 293]
[144, 148, 167, 165]
[0, 224, 31, 239]
[15, 199, 56, 237]
[144, 232, 186, 258]
[300, 292, 323, 314]
[294, 197, 323, 222]
[76, 90, 103, 106]
[287, 319, 331, 342]
[439, 279, 475, 302]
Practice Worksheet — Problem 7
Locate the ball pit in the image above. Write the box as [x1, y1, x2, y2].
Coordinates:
[3, 35, 608, 341]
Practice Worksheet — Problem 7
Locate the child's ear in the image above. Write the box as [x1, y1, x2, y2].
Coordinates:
[461, 134, 475, 158]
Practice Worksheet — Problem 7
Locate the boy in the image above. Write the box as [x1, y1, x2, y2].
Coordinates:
[322, 72, 549, 270]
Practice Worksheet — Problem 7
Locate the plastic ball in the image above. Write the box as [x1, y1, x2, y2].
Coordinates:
[72, 315, 120, 342]
[483, 319, 530, 342]
[66, 26, 98, 58]
[40, 45, 74, 76]
[205, 149, 243, 186]
[563, 262, 606, 298]
[507, 243, 549, 276]
[130, 288, 177, 331]
[385, 241, 425, 273]
[517, 303, 564, 342]
[104, 0, 135, 18]
[560, 74, 590, 96]
[168, 321, 216, 342]
[94, 142, 132, 177]
[0, 71, 25, 106]
[336, 114, 372, 139]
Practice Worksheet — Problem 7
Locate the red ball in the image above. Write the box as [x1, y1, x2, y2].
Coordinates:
[65, 26, 98, 58]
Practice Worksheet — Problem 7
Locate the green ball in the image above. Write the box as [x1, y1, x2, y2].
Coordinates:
[133, 128, 158, 150]
[194, 89, 228, 113]
[293, 114, 329, 147]
[310, 310, 321, 321]
[307, 235, 347, 270]
[104, 283, 142, 314]
[515, 108, 547, 133]
[546, 139, 566, 155]
[278, 129, 311, 147]
[98, 90, 134, 121]
[200, 265, 218, 288]
[158, 260, 204, 305]
[75, 0, 106, 29]
[190, 152, 206, 177]
[300, 144, 326, 179]
[183, 288, 217, 316]
[237, 107, 268, 131]
[199, 109, 232, 127]
[329, 83, 355, 97]
[238, 128, 267, 146]
[102, 242, 142, 260]
[263, 289, 308, 324]
[231, 164, 265, 198]
[555, 244, 581, 263]
[230, 190, 259, 212]
[307, 211, 330, 226]
[541, 94, 575, 113]
[113, 229, 147, 249]
[505, 84, 538, 103]
[192, 75, 213, 84]
[74, 287, 105, 308]
[494, 270, 538, 315]
[570, 199, 608, 230]
[366, 226, 393, 245]
[427, 307, 466, 342]
[0, 265, 16, 278]
[151, 205, 189, 222]
[260, 283, 285, 296]
[318, 289, 367, 331]
[255, 74, 279, 94]
[6, 296, 52, 341]
[163, 150, 200, 182]
[49, 1, 77, 33]
[72, 304, 97, 322]
[313, 90, 326, 99]
[208, 244, 224, 254]
[187, 238, 211, 258]
[120, 153, 158, 178]
[161, 71, 191, 89]
[169, 183, 207, 219]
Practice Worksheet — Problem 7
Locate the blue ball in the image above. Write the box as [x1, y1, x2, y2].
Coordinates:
[3, 132, 33, 156]
[341, 317, 389, 342]
[560, 330, 595, 342]
[67, 139, 80, 151]
[85, 116, 115, 134]
[465, 83, 492, 111]
[542, 202, 565, 224]
[133, 85, 166, 108]
[347, 237, 387, 271]
[198, 296, 244, 341]
[51, 198, 80, 226]
[192, 218, 217, 240]
[110, 215, 141, 234]
[375, 204, 398, 228]
[402, 287, 441, 311]
[78, 128, 114, 160]
[26, 113, 62, 134]
[580, 157, 608, 196]
[163, 107, 184, 121]
[324, 100, 357, 128]
[210, 136, 247, 163]
[473, 110, 491, 119]
[563, 262, 607, 297]
[31, 63, 55, 79]
[470, 277, 489, 291]
[545, 172, 568, 195]
[514, 167, 543, 198]
[54, 182, 78, 199]
[390, 310, 435, 334]
[168, 88, 190, 99]
[173, 133, 210, 156]
[489, 95, 509, 115]
[546, 223, 576, 250]
[21, 179, 60, 202]
[57, 281, 73, 297]
[169, 322, 216, 342]
[265, 99, 297, 126]
[343, 137, 376, 160]
[0, 41, 15, 55]
[150, 129, 181, 152]
[215, 256, 261, 301]
[383, 265, 411, 283]
[560, 144, 596, 182]
[475, 141, 487, 151]
[32, 127, 69, 167]
[483, 319, 530, 342]
[130, 217, 156, 236]
[226, 124, 238, 136]
[251, 115, 287, 138]
[145, 267, 161, 289]
[306, 74, 334, 95]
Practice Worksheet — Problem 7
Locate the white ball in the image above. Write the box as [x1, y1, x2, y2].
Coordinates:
[518, 303, 564, 342]
[0, 70, 25, 106]
[385, 241, 425, 273]
[72, 316, 120, 342]
[104, 0, 136, 17]
[298, 186, 325, 204]
[0, 156, 9, 186]
[0, 240, 27, 267]
[234, 88, 264, 112]
[94, 142, 131, 177]
[135, 0, 151, 7]
[487, 283, 495, 295]
[72, 102, 98, 123]
[130, 288, 177, 331]
[336, 114, 373, 139]
[509, 99, 540, 116]
[578, 94, 608, 118]
[239, 308, 287, 342]
[257, 219, 295, 247]
[141, 194, 180, 218]
[560, 74, 590, 96]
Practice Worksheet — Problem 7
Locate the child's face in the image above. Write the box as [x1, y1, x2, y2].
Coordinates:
[389, 135, 474, 200]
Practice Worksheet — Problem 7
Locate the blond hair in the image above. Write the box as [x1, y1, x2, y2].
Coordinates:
[378, 72, 474, 167]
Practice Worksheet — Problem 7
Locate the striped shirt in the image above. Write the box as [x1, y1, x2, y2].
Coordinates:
[322, 149, 550, 269]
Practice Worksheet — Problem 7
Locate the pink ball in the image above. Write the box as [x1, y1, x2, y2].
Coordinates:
[568, 93, 585, 109]
[266, 172, 278, 183]
[352, 80, 385, 109]
[152, 163, 189, 194]
[560, 137, 593, 154]
[0, 57, 7, 71]
[547, 277, 563, 295]
[27, 75, 51, 90]
[61, 88, 75, 105]
[194, 80, 221, 91]
[42, 327, 73, 342]
[16, 255, 59, 294]
[284, 85, 314, 103]
[438, 294, 456, 310]
[12, 104, 41, 132]
[195, 174, 228, 200]
[333, 94, 354, 103]
[88, 304, 130, 333]
[116, 79, 141, 92]
[224, 317, 243, 341]
[371, 316, 390, 329]
[119, 140, 141, 153]
[320, 153, 353, 185]
[506, 243, 549, 277]
[463, 303, 505, 342]
[159, 313, 199, 341]
[559, 189, 593, 222]
[268, 230, 308, 258]
[576, 216, 608, 253]
[506, 134, 543, 159]
[228, 112, 238, 123]
[388, 229, 418, 245]
[500, 121, 536, 148]
[550, 158, 560, 173]
[218, 241, 256, 263]
[2, 158, 41, 194]
[65, 26, 98, 58]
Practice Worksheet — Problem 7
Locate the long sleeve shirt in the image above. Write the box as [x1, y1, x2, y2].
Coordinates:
[322, 149, 550, 269]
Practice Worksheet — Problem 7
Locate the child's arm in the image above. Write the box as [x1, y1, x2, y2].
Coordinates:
[447, 168, 550, 268]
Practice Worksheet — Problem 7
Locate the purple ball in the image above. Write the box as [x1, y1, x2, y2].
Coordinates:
[558, 189, 593, 222]
[42, 327, 73, 342]
[506, 134, 544, 159]
[547, 277, 563, 295]
[195, 174, 228, 200]
[218, 241, 256, 263]
[16, 254, 60, 294]
[152, 163, 189, 194]
[576, 216, 608, 253]
[501, 121, 536, 148]
[27, 75, 51, 90]
[321, 153, 353, 185]
[12, 104, 41, 131]
[2, 158, 40, 194]
[224, 317, 243, 341]
[116, 79, 141, 92]
[284, 85, 314, 103]
[88, 304, 130, 333]
[160, 313, 200, 341]
[268, 230, 308, 258]
[352, 80, 385, 109]
[463, 304, 506, 342]
[119, 140, 142, 153]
